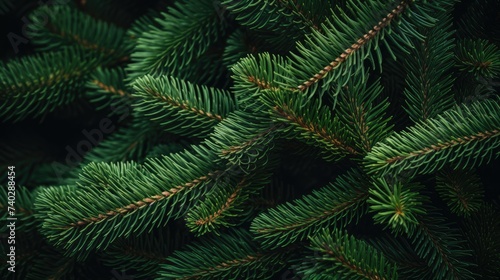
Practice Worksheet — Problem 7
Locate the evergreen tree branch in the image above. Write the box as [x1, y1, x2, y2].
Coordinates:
[296, 228, 399, 280]
[85, 67, 133, 112]
[435, 168, 485, 216]
[365, 98, 500, 177]
[337, 73, 392, 154]
[231, 53, 289, 107]
[207, 108, 282, 173]
[368, 178, 426, 235]
[127, 0, 228, 81]
[455, 39, 500, 80]
[408, 210, 474, 279]
[261, 89, 358, 161]
[132, 75, 236, 138]
[280, 0, 427, 100]
[186, 175, 252, 236]
[27, 5, 132, 62]
[158, 229, 295, 279]
[0, 47, 101, 122]
[221, 0, 333, 49]
[251, 168, 370, 249]
[35, 145, 221, 260]
[403, 11, 456, 122]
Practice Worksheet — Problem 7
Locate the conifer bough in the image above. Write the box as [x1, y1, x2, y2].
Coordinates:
[1, 0, 499, 279]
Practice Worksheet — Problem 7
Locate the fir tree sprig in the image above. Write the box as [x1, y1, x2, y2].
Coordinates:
[408, 209, 474, 279]
[278, 0, 432, 100]
[207, 108, 282, 173]
[295, 228, 399, 280]
[230, 53, 289, 106]
[26, 5, 132, 62]
[185, 170, 272, 236]
[0, 47, 102, 122]
[261, 88, 358, 161]
[35, 145, 220, 260]
[435, 168, 485, 216]
[251, 168, 370, 249]
[1, 0, 498, 278]
[368, 178, 426, 235]
[85, 67, 133, 113]
[158, 228, 296, 279]
[455, 39, 500, 80]
[403, 11, 456, 122]
[336, 73, 392, 154]
[126, 0, 228, 81]
[365, 98, 500, 177]
[132, 75, 236, 138]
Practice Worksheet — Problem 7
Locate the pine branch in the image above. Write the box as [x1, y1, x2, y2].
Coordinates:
[278, 0, 427, 100]
[365, 98, 500, 177]
[367, 178, 426, 235]
[132, 75, 236, 138]
[408, 209, 474, 279]
[251, 168, 370, 249]
[223, 0, 324, 33]
[158, 229, 295, 279]
[337, 72, 392, 154]
[261, 89, 358, 161]
[295, 228, 399, 280]
[99, 225, 191, 279]
[455, 39, 500, 80]
[0, 47, 101, 122]
[35, 145, 221, 260]
[186, 176, 248, 235]
[207, 108, 282, 174]
[231, 53, 289, 107]
[2, 0, 498, 278]
[435, 168, 485, 216]
[85, 67, 133, 113]
[186, 169, 272, 236]
[222, 0, 329, 49]
[403, 11, 456, 122]
[127, 0, 228, 81]
[27, 5, 132, 62]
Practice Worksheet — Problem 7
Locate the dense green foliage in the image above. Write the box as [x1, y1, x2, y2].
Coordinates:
[1, 0, 499, 279]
